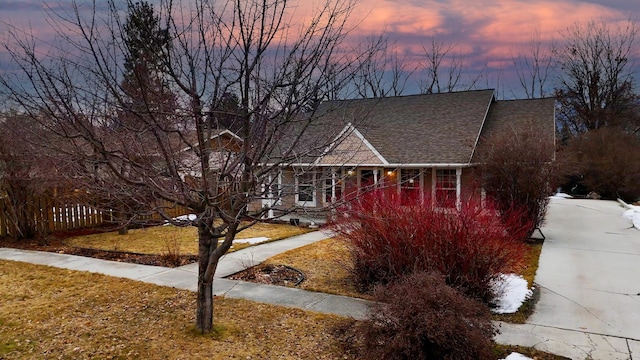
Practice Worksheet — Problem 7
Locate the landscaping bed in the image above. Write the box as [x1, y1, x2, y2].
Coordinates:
[228, 264, 305, 286]
[0, 231, 197, 267]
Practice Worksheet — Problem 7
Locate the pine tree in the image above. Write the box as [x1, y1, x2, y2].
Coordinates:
[119, 1, 175, 132]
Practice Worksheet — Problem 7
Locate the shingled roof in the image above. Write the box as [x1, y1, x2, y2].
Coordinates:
[473, 97, 556, 162]
[283, 89, 556, 167]
[314, 89, 496, 165]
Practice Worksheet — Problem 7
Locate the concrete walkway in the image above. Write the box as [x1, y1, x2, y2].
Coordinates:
[0, 230, 372, 320]
[496, 198, 640, 359]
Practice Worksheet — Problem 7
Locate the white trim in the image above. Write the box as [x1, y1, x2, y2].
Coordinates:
[399, 168, 421, 198]
[178, 129, 243, 153]
[314, 123, 354, 166]
[357, 167, 383, 189]
[212, 129, 243, 143]
[321, 168, 339, 206]
[432, 167, 461, 208]
[456, 167, 462, 209]
[468, 90, 496, 163]
[350, 127, 389, 165]
[261, 170, 282, 219]
[295, 172, 317, 207]
[419, 168, 425, 198]
[313, 123, 389, 166]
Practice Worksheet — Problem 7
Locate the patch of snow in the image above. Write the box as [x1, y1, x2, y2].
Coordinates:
[491, 274, 533, 314]
[234, 237, 270, 244]
[174, 214, 197, 222]
[621, 202, 640, 230]
[550, 192, 572, 199]
[163, 214, 197, 226]
[502, 353, 533, 360]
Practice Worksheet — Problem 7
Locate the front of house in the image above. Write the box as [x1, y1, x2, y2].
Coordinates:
[257, 89, 556, 218]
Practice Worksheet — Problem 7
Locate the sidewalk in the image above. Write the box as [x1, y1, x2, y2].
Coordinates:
[0, 230, 371, 320]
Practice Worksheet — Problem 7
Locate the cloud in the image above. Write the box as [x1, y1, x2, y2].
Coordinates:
[0, 1, 44, 12]
[577, 0, 640, 14]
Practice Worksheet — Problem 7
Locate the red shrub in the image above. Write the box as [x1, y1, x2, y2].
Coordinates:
[358, 271, 496, 360]
[330, 189, 529, 302]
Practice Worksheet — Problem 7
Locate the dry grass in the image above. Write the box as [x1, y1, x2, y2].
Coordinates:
[521, 242, 543, 288]
[264, 237, 367, 299]
[62, 222, 312, 255]
[493, 345, 570, 360]
[0, 260, 354, 359]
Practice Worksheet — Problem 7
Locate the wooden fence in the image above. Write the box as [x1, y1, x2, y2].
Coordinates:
[0, 195, 190, 238]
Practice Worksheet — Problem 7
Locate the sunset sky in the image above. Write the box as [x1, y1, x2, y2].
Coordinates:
[0, 0, 638, 98]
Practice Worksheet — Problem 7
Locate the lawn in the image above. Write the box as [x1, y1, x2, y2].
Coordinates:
[0, 259, 565, 360]
[264, 237, 365, 298]
[0, 260, 354, 359]
[62, 222, 312, 255]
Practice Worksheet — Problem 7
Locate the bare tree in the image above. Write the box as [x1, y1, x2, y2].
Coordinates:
[0, 0, 374, 333]
[554, 19, 640, 134]
[351, 35, 415, 98]
[474, 120, 560, 233]
[419, 38, 483, 94]
[0, 111, 61, 240]
[512, 28, 555, 99]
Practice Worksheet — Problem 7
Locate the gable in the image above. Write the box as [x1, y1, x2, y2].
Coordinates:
[315, 125, 388, 166]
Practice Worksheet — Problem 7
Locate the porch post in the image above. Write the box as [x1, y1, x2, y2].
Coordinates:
[456, 168, 462, 209]
[331, 168, 337, 202]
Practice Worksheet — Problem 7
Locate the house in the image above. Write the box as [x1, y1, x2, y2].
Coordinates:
[258, 89, 556, 218]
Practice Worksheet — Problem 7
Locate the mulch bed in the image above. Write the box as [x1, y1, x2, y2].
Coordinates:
[228, 264, 306, 287]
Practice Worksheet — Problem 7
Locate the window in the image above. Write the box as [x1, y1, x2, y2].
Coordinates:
[435, 169, 457, 208]
[401, 169, 421, 204]
[296, 172, 316, 207]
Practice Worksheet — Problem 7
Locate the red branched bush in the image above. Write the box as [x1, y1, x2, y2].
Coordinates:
[358, 271, 496, 360]
[330, 189, 529, 302]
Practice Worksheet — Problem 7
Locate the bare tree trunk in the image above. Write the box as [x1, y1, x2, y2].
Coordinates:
[196, 271, 214, 333]
[118, 226, 129, 235]
[196, 223, 215, 333]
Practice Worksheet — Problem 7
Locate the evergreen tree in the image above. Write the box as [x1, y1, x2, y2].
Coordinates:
[119, 1, 175, 132]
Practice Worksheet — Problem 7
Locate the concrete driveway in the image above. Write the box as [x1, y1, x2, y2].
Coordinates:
[530, 198, 640, 339]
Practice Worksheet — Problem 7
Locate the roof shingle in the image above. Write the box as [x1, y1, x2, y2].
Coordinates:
[316, 89, 496, 165]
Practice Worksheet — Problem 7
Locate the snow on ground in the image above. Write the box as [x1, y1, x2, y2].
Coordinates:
[620, 200, 640, 230]
[163, 213, 197, 225]
[173, 214, 197, 222]
[491, 274, 533, 314]
[233, 236, 270, 244]
[502, 353, 533, 360]
[550, 192, 573, 200]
